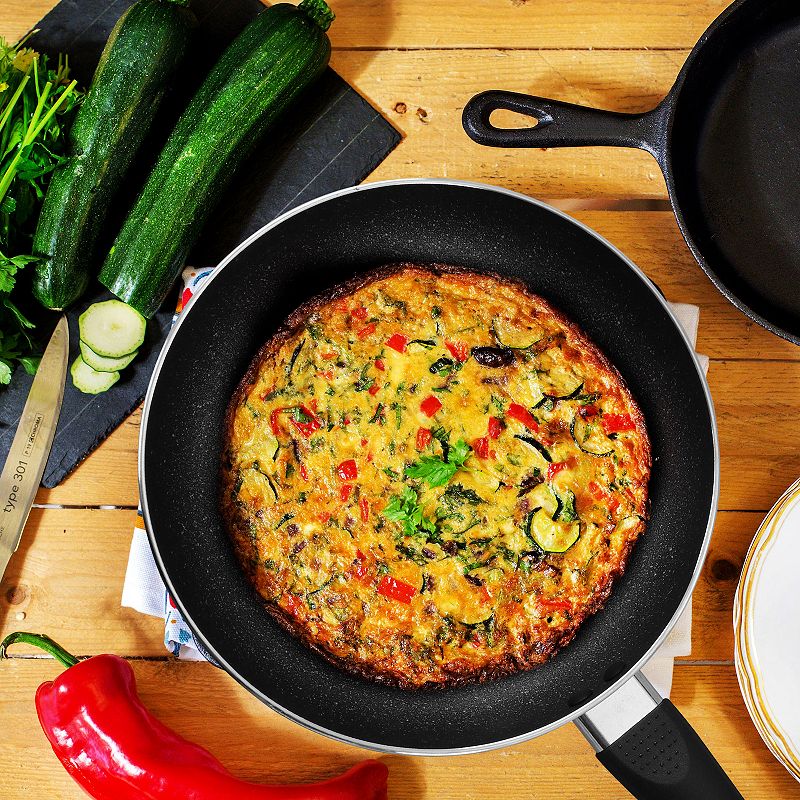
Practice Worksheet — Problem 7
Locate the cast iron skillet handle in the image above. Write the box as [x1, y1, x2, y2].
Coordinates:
[575, 671, 743, 799]
[462, 90, 665, 158]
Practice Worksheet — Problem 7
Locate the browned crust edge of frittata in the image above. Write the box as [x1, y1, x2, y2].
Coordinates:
[219, 263, 651, 690]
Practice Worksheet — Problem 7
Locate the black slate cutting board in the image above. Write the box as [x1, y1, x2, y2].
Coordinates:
[0, 0, 401, 488]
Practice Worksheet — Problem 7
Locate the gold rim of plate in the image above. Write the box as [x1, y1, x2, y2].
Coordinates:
[734, 477, 800, 780]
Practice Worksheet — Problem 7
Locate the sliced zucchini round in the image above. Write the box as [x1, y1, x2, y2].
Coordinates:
[570, 416, 614, 457]
[71, 355, 120, 395]
[78, 299, 146, 358]
[79, 340, 139, 373]
[491, 317, 543, 350]
[530, 509, 580, 553]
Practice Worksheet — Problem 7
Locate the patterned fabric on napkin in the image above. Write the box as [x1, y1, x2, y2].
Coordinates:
[122, 273, 706, 690]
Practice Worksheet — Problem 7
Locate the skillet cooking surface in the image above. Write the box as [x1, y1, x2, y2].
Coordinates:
[671, 0, 800, 339]
[141, 181, 716, 752]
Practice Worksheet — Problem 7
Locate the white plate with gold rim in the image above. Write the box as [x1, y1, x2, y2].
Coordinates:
[734, 478, 800, 780]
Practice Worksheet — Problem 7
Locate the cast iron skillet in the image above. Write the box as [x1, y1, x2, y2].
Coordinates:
[140, 180, 739, 798]
[462, 0, 800, 345]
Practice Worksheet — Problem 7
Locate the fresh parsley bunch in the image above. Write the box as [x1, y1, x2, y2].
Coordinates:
[0, 36, 82, 383]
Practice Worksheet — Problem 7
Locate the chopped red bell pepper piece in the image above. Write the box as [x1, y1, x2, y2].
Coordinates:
[317, 370, 334, 381]
[377, 575, 416, 604]
[322, 351, 337, 360]
[299, 463, 309, 481]
[588, 480, 606, 500]
[602, 413, 636, 434]
[473, 436, 491, 459]
[351, 306, 368, 321]
[284, 593, 304, 616]
[357, 322, 377, 339]
[360, 497, 370, 522]
[290, 405, 321, 438]
[539, 598, 572, 613]
[579, 404, 599, 418]
[480, 585, 493, 603]
[368, 383, 380, 396]
[0, 632, 390, 800]
[337, 459, 358, 481]
[487, 416, 502, 439]
[386, 333, 409, 353]
[420, 395, 442, 417]
[445, 340, 469, 362]
[507, 403, 539, 431]
[352, 550, 371, 583]
[609, 496, 621, 515]
[546, 461, 567, 482]
[374, 358, 385, 371]
[416, 427, 432, 450]
[319, 511, 332, 524]
[340, 483, 354, 502]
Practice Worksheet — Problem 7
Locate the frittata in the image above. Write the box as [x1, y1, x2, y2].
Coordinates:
[221, 265, 650, 688]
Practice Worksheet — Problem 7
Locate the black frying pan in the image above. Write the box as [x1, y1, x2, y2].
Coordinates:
[462, 0, 800, 345]
[140, 180, 738, 799]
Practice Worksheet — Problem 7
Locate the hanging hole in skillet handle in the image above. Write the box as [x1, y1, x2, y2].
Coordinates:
[575, 671, 743, 799]
[462, 90, 667, 159]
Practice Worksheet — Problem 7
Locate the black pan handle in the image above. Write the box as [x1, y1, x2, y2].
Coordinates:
[576, 672, 742, 799]
[462, 90, 666, 159]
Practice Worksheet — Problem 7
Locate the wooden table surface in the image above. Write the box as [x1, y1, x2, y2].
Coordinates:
[2, 1, 799, 797]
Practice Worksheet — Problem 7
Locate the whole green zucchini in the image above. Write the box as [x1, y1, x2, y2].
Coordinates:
[32, 0, 196, 311]
[99, 0, 335, 318]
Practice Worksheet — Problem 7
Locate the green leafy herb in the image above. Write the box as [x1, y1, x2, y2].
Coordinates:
[555, 489, 578, 523]
[382, 485, 436, 539]
[441, 483, 483, 507]
[0, 36, 82, 383]
[405, 437, 471, 488]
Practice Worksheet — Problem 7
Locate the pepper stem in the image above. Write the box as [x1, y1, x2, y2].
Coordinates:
[0, 632, 79, 668]
[299, 0, 335, 32]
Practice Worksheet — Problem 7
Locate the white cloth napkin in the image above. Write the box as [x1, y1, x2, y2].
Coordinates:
[121, 279, 706, 695]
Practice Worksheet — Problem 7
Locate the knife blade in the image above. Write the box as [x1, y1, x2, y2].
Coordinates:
[0, 316, 69, 581]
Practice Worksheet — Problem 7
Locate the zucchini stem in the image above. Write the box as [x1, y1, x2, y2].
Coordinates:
[299, 0, 335, 31]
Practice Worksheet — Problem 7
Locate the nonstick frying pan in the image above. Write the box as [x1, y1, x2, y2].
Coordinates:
[140, 180, 739, 798]
[462, 0, 800, 345]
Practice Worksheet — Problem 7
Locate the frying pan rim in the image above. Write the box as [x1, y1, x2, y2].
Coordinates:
[656, 0, 800, 345]
[139, 178, 720, 755]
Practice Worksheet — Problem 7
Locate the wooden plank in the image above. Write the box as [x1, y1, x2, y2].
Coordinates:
[0, 508, 164, 656]
[0, 661, 796, 799]
[343, 49, 682, 200]
[0, 507, 768, 661]
[2, 0, 728, 51]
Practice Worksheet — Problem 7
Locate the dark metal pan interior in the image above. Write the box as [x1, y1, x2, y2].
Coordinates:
[141, 181, 716, 752]
[669, 0, 800, 342]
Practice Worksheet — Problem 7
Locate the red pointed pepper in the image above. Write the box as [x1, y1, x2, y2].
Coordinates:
[0, 632, 388, 800]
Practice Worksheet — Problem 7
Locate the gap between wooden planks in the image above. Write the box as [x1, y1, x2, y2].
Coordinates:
[0, 507, 766, 662]
[2, 0, 728, 50]
[1, 660, 797, 800]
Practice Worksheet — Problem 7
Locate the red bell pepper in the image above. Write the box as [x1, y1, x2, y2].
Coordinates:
[351, 306, 368, 321]
[374, 358, 385, 371]
[539, 598, 572, 613]
[416, 427, 432, 450]
[340, 484, 354, 502]
[420, 395, 442, 417]
[487, 416, 502, 439]
[270, 406, 321, 439]
[336, 459, 358, 481]
[360, 497, 370, 522]
[507, 403, 539, 431]
[445, 340, 468, 362]
[472, 436, 491, 460]
[368, 383, 380, 396]
[357, 322, 377, 339]
[386, 333, 409, 353]
[601, 413, 636, 434]
[377, 575, 416, 604]
[546, 461, 567, 482]
[0, 632, 388, 800]
[579, 404, 598, 419]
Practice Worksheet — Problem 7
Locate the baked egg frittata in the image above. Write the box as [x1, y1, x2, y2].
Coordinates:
[221, 265, 650, 688]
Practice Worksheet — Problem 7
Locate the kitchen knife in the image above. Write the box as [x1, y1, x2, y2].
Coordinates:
[0, 316, 69, 581]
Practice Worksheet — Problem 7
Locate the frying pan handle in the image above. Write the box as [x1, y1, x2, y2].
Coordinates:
[575, 672, 743, 799]
[462, 90, 666, 160]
